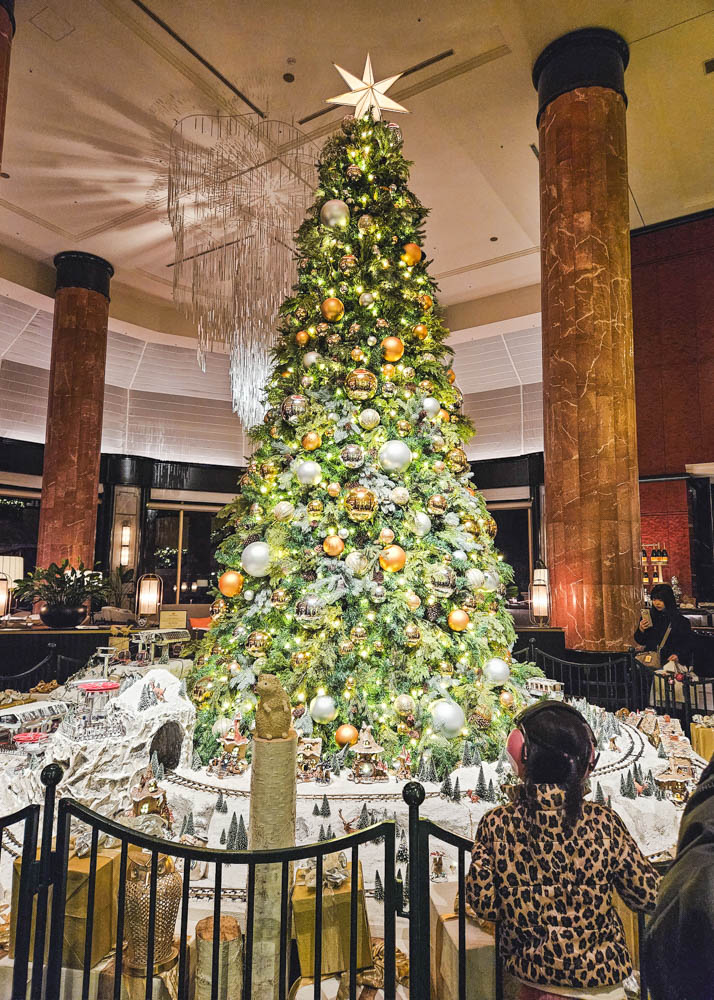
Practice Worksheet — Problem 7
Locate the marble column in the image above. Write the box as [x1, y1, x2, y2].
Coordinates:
[0, 0, 14, 170]
[36, 252, 114, 569]
[533, 29, 641, 650]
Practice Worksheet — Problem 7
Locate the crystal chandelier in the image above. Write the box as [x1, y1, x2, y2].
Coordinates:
[168, 115, 317, 428]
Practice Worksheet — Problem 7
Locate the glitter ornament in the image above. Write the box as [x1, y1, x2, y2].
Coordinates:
[292, 650, 310, 668]
[359, 291, 375, 307]
[357, 214, 375, 231]
[273, 501, 295, 522]
[446, 447, 468, 473]
[301, 431, 322, 451]
[350, 624, 367, 642]
[340, 444, 364, 468]
[307, 498, 324, 516]
[359, 408, 380, 429]
[281, 394, 308, 424]
[390, 486, 409, 505]
[339, 255, 358, 274]
[394, 693, 415, 716]
[396, 420, 412, 436]
[303, 350, 321, 368]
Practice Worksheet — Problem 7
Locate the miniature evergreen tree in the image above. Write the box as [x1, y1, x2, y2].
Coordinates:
[426, 759, 438, 783]
[475, 765, 488, 799]
[313, 802, 320, 816]
[320, 794, 331, 818]
[236, 815, 248, 851]
[620, 773, 627, 796]
[157, 762, 165, 781]
[191, 749, 202, 770]
[216, 790, 225, 813]
[220, 828, 226, 845]
[461, 742, 472, 767]
[189, 114, 532, 756]
[326, 823, 333, 840]
[396, 830, 409, 864]
[178, 679, 187, 698]
[486, 779, 495, 802]
[179, 814, 188, 837]
[440, 773, 453, 798]
[357, 803, 370, 830]
[657, 742, 667, 759]
[138, 686, 152, 712]
[150, 751, 160, 777]
[185, 811, 195, 836]
[471, 743, 482, 766]
[318, 824, 326, 842]
[624, 772, 637, 800]
[452, 777, 461, 803]
[594, 782, 606, 805]
[226, 812, 238, 849]
[374, 870, 384, 901]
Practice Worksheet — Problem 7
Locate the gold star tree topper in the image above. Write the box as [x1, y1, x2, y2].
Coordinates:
[326, 54, 409, 121]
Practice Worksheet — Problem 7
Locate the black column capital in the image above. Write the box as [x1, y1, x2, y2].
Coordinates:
[532, 27, 629, 125]
[0, 0, 15, 35]
[54, 251, 114, 300]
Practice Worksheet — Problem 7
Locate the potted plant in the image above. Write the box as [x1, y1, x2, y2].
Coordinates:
[13, 561, 109, 629]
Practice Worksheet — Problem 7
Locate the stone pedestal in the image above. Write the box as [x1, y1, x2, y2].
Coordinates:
[36, 252, 113, 569]
[534, 29, 641, 650]
[0, 0, 14, 170]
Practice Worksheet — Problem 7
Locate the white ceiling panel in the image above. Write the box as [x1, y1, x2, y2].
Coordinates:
[0, 360, 50, 442]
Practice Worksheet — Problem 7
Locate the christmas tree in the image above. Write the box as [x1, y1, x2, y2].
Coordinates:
[190, 109, 539, 765]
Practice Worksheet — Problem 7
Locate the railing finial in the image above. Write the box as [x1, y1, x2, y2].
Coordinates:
[402, 781, 426, 807]
[40, 763, 63, 788]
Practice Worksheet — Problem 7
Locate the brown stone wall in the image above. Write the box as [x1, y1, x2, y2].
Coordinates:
[539, 86, 641, 650]
[35, 287, 109, 569]
[0, 7, 11, 169]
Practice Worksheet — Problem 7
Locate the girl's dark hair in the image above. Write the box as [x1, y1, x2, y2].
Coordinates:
[518, 702, 594, 830]
[649, 583, 677, 611]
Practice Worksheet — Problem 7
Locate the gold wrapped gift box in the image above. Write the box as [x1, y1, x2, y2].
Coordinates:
[292, 861, 371, 978]
[10, 846, 121, 970]
[690, 723, 714, 761]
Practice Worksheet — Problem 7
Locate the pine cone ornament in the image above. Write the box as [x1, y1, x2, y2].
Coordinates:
[303, 570, 317, 582]
[243, 533, 260, 546]
[471, 708, 492, 731]
[425, 603, 442, 623]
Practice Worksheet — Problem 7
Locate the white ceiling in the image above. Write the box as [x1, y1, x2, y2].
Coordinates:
[0, 0, 712, 466]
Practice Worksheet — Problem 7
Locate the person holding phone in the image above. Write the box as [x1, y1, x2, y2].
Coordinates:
[634, 583, 693, 667]
[464, 701, 660, 999]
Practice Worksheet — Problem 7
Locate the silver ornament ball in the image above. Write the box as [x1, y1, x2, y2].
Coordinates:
[319, 199, 350, 228]
[378, 440, 412, 473]
[295, 460, 322, 486]
[309, 693, 338, 724]
[483, 656, 511, 685]
[430, 699, 466, 739]
[241, 541, 270, 577]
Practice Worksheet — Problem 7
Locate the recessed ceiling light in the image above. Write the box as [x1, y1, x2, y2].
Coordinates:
[283, 72, 295, 83]
[490, 236, 498, 242]
[0, 172, 9, 179]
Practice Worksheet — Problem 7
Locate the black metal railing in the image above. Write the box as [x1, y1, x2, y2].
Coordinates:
[0, 646, 85, 693]
[0, 802, 39, 1000]
[10, 765, 398, 1000]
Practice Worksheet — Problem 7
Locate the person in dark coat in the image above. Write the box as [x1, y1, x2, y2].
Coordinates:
[643, 754, 714, 1000]
[634, 583, 693, 666]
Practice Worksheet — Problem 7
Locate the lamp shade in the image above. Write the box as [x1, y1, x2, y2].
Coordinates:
[0, 573, 9, 616]
[136, 574, 163, 616]
[0, 556, 24, 589]
[529, 560, 550, 625]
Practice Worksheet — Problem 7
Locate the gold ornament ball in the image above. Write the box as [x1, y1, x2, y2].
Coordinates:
[271, 588, 290, 608]
[401, 242, 422, 266]
[485, 516, 498, 538]
[335, 723, 360, 748]
[351, 347, 365, 362]
[394, 693, 416, 716]
[345, 368, 378, 400]
[382, 363, 396, 379]
[427, 494, 448, 515]
[260, 460, 279, 478]
[439, 660, 454, 676]
[246, 630, 271, 656]
[374, 639, 384, 652]
[218, 570, 244, 597]
[345, 486, 378, 522]
[379, 544, 407, 572]
[296, 330, 309, 346]
[291, 650, 311, 668]
[461, 594, 479, 611]
[301, 431, 322, 451]
[323, 534, 345, 557]
[447, 609, 470, 631]
[447, 368, 456, 384]
[418, 293, 434, 311]
[327, 482, 341, 498]
[446, 447, 468, 473]
[350, 624, 368, 642]
[419, 379, 434, 393]
[405, 591, 421, 611]
[405, 623, 421, 647]
[433, 460, 446, 473]
[381, 336, 405, 362]
[307, 498, 324, 516]
[321, 297, 344, 322]
[397, 721, 409, 735]
[379, 527, 395, 545]
[412, 323, 428, 341]
[438, 408, 450, 422]
[338, 254, 358, 273]
[338, 639, 355, 655]
[461, 518, 478, 535]
[499, 690, 515, 709]
[397, 420, 412, 437]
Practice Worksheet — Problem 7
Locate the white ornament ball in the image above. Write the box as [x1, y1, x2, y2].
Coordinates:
[359, 291, 375, 307]
[413, 512, 432, 538]
[378, 440, 412, 473]
[483, 657, 511, 685]
[338, 527, 349, 539]
[309, 693, 338, 724]
[303, 351, 321, 368]
[430, 699, 466, 739]
[391, 486, 410, 506]
[319, 199, 350, 228]
[273, 501, 295, 522]
[241, 541, 270, 577]
[359, 408, 380, 429]
[345, 550, 369, 576]
[243, 589, 255, 602]
[211, 715, 233, 738]
[483, 570, 501, 591]
[423, 396, 441, 418]
[453, 550, 467, 562]
[466, 567, 485, 589]
[295, 460, 322, 486]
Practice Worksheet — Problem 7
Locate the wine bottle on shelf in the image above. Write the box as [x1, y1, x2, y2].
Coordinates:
[641, 546, 648, 566]
[651, 542, 660, 564]
[643, 569, 650, 586]
[661, 542, 669, 564]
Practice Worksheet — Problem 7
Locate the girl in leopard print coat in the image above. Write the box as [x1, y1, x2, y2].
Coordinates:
[465, 701, 660, 1000]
